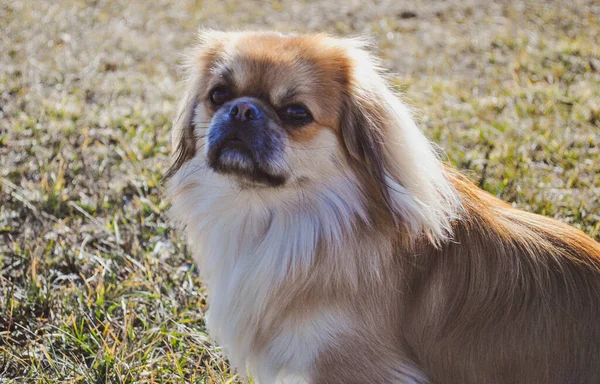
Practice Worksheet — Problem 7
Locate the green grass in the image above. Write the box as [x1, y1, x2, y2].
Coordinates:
[1, 0, 599, 382]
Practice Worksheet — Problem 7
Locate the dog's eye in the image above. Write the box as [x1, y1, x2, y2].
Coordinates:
[209, 86, 232, 106]
[280, 104, 312, 125]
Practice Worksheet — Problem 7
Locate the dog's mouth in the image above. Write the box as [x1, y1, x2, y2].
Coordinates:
[207, 137, 286, 187]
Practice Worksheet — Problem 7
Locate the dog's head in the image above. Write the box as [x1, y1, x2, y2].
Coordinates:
[167, 31, 458, 243]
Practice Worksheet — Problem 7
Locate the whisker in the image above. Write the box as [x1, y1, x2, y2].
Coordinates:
[280, 156, 295, 176]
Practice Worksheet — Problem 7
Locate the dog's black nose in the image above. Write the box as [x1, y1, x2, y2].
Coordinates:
[228, 101, 261, 122]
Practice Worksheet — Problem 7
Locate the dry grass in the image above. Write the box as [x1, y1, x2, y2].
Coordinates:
[1, 0, 599, 382]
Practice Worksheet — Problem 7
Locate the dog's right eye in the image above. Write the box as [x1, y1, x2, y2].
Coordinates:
[209, 86, 232, 106]
[279, 104, 313, 126]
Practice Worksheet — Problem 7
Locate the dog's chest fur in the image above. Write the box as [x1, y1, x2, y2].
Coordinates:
[169, 161, 392, 382]
[198, 205, 354, 383]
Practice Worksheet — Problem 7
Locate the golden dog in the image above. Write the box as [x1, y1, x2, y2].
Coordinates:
[166, 31, 600, 384]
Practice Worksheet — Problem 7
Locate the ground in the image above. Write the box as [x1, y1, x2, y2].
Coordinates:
[1, 0, 599, 382]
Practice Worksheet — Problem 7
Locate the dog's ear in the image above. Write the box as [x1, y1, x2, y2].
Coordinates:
[165, 81, 200, 180]
[165, 30, 229, 180]
[341, 89, 389, 211]
[340, 42, 459, 244]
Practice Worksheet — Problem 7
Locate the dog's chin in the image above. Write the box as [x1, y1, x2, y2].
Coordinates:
[208, 144, 287, 188]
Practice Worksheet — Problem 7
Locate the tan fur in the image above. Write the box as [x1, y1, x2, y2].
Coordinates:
[167, 31, 600, 384]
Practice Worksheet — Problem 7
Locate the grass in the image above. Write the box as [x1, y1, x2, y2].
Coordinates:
[1, 0, 599, 382]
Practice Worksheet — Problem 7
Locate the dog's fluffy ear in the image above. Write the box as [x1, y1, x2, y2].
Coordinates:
[340, 41, 459, 244]
[165, 30, 229, 179]
[165, 80, 200, 179]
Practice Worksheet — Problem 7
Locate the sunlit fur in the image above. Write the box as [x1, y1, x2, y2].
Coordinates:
[167, 31, 600, 384]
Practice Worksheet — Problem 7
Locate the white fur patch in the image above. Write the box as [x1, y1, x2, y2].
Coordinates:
[251, 310, 353, 383]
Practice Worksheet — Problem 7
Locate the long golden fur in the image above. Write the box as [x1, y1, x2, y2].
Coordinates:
[166, 30, 600, 384]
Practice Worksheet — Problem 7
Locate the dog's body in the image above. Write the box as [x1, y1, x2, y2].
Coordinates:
[167, 31, 600, 384]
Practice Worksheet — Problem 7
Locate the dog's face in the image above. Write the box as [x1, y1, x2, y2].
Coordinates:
[168, 31, 457, 241]
[170, 32, 359, 190]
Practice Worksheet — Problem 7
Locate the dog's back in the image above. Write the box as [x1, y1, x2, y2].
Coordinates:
[404, 173, 600, 384]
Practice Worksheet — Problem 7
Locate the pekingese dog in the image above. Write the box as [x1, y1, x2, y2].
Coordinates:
[166, 31, 600, 384]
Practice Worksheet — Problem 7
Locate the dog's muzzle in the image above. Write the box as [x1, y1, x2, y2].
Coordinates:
[206, 97, 287, 187]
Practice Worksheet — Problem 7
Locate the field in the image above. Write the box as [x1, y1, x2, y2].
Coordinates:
[1, 0, 599, 382]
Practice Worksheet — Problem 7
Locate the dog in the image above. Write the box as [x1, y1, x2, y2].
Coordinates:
[166, 30, 600, 384]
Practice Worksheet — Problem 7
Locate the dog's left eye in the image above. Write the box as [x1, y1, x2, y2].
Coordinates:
[209, 86, 233, 106]
[280, 104, 312, 125]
